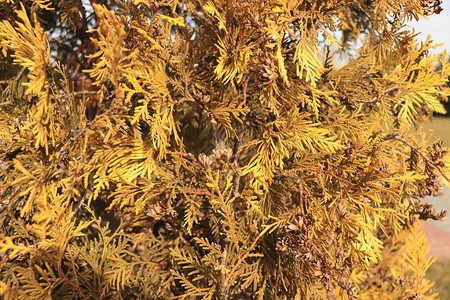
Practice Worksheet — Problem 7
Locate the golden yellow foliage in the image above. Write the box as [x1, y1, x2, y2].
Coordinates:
[0, 0, 449, 299]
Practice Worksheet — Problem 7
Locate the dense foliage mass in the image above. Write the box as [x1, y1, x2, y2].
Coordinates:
[1, 0, 450, 299]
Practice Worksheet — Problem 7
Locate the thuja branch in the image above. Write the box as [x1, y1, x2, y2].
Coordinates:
[50, 257, 87, 300]
[281, 167, 355, 186]
[222, 222, 279, 289]
[354, 86, 401, 104]
[167, 150, 202, 166]
[58, 104, 127, 157]
[386, 133, 450, 183]
[223, 233, 261, 289]
[245, 117, 275, 134]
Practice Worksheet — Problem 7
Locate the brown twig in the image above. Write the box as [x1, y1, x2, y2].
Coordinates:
[355, 86, 401, 104]
[297, 181, 305, 216]
[185, 190, 220, 199]
[0, 67, 26, 85]
[71, 189, 92, 220]
[155, 258, 173, 270]
[291, 188, 324, 198]
[232, 136, 243, 196]
[218, 248, 228, 299]
[50, 257, 88, 300]
[245, 117, 274, 134]
[223, 232, 261, 288]
[242, 76, 249, 103]
[173, 97, 196, 105]
[355, 97, 377, 104]
[166, 150, 202, 166]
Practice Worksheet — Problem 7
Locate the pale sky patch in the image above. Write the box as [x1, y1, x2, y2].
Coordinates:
[409, 1, 450, 55]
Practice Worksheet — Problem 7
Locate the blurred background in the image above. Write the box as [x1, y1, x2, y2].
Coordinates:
[410, 2, 450, 297]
